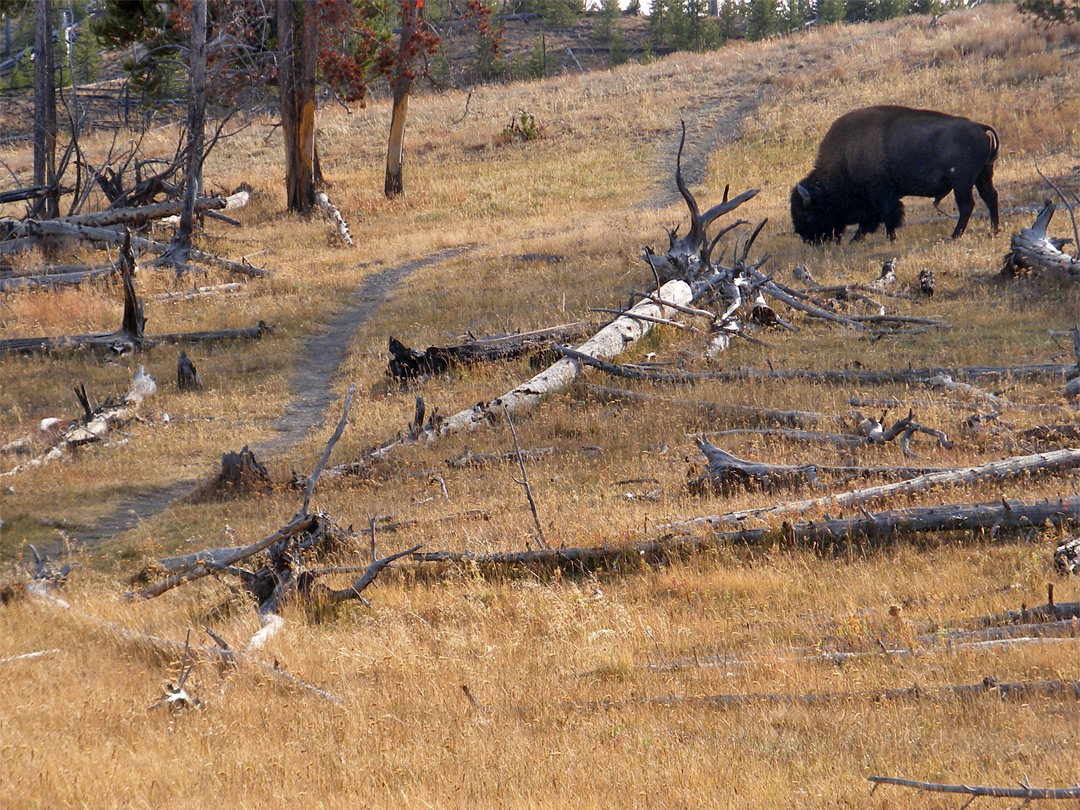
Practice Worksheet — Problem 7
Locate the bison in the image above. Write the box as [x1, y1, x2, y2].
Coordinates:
[791, 105, 999, 243]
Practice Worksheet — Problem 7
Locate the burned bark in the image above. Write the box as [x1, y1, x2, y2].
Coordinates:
[388, 322, 592, 380]
[193, 446, 272, 501]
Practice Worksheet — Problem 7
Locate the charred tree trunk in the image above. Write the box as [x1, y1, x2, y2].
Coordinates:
[194, 446, 273, 501]
[32, 0, 58, 220]
[278, 0, 318, 213]
[387, 321, 592, 379]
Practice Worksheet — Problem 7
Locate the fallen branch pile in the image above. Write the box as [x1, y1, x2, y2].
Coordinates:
[0, 233, 272, 356]
[131, 389, 421, 649]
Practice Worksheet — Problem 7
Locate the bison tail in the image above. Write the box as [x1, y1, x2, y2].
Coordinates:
[985, 126, 1000, 161]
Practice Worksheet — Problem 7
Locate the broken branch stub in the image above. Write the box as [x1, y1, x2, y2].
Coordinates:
[646, 121, 759, 284]
[1003, 199, 1080, 279]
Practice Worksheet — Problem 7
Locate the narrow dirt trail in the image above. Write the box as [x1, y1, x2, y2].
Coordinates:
[56, 56, 804, 556]
[56, 248, 467, 555]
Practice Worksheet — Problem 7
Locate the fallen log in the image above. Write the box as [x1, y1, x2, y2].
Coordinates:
[558, 349, 1073, 386]
[315, 191, 354, 247]
[369, 278, 697, 460]
[388, 321, 592, 379]
[690, 439, 820, 494]
[1056, 536, 1080, 575]
[0, 263, 119, 292]
[41, 195, 227, 229]
[689, 441, 949, 494]
[670, 448, 1080, 533]
[413, 496, 1080, 572]
[1003, 199, 1080, 279]
[446, 446, 553, 469]
[3, 219, 270, 278]
[869, 775, 1080, 803]
[966, 585, 1080, 627]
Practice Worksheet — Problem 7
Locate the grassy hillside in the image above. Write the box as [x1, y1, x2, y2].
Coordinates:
[2, 5, 1080, 807]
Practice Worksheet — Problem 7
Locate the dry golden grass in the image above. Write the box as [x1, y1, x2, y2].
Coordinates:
[2, 5, 1080, 807]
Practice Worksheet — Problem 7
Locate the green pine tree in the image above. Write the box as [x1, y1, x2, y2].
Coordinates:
[747, 0, 778, 39]
[526, 35, 547, 78]
[609, 27, 630, 65]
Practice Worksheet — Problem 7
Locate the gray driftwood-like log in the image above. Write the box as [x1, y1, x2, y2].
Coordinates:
[869, 775, 1080, 803]
[414, 496, 1080, 572]
[644, 121, 759, 283]
[668, 447, 1080, 533]
[689, 441, 950, 494]
[556, 348, 1073, 386]
[0, 299, 271, 356]
[388, 321, 592, 380]
[315, 191, 354, 247]
[566, 677, 1080, 715]
[368, 277, 698, 462]
[1003, 199, 1080, 279]
[3, 219, 270, 278]
[691, 439, 820, 494]
[0, 263, 121, 292]
[446, 446, 553, 469]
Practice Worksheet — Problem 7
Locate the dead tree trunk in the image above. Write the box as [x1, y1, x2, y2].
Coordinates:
[32, 0, 58, 220]
[277, 0, 318, 213]
[416, 496, 1080, 571]
[371, 279, 696, 460]
[167, 0, 208, 263]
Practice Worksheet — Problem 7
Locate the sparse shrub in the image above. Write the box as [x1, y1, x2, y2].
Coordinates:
[69, 27, 103, 85]
[503, 110, 545, 141]
[593, 0, 622, 41]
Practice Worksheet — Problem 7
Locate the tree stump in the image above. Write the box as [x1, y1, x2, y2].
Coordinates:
[195, 446, 273, 501]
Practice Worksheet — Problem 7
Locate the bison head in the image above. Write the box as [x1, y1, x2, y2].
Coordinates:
[790, 180, 836, 244]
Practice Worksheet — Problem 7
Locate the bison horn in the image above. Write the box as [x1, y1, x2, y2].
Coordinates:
[796, 183, 812, 206]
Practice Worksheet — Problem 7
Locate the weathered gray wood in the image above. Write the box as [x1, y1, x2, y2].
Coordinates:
[315, 191, 354, 247]
[869, 775, 1080, 802]
[414, 496, 1080, 570]
[370, 278, 696, 460]
[388, 321, 592, 379]
[130, 512, 320, 599]
[1056, 536, 1080, 575]
[0, 264, 119, 292]
[1003, 199, 1080, 279]
[3, 219, 270, 277]
[673, 448, 1080, 532]
[559, 348, 1074, 386]
[692, 438, 819, 493]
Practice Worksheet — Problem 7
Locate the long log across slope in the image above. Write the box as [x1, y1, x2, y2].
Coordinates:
[371, 278, 694, 459]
